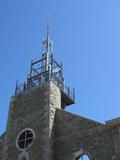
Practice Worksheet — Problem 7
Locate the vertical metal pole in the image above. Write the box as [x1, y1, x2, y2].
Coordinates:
[73, 88, 75, 102]
[51, 54, 53, 66]
[15, 80, 18, 95]
[46, 53, 48, 71]
[48, 64, 51, 81]
[30, 59, 33, 78]
[60, 63, 63, 78]
[46, 16, 50, 53]
[51, 41, 53, 53]
[23, 82, 26, 91]
[26, 74, 29, 89]
[51, 54, 53, 80]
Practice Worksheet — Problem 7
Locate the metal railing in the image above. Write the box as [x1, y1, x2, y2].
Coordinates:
[15, 71, 75, 102]
[51, 72, 75, 101]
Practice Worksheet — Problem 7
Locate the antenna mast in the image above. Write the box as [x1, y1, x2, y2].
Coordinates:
[42, 16, 52, 55]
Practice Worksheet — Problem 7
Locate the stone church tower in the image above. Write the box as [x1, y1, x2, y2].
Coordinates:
[0, 18, 120, 160]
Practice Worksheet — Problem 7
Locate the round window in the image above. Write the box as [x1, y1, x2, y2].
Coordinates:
[16, 128, 35, 151]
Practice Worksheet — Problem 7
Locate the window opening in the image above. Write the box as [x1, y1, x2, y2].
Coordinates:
[16, 128, 35, 150]
[79, 155, 90, 160]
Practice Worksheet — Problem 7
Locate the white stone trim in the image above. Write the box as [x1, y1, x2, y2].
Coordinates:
[16, 128, 35, 151]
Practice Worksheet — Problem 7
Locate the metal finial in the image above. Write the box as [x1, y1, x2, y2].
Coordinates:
[47, 15, 50, 40]
[42, 16, 52, 55]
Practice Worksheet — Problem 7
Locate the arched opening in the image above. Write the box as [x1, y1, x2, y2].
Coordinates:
[79, 155, 90, 160]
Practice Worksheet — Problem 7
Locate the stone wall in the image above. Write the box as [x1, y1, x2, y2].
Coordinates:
[42, 82, 61, 160]
[1, 80, 120, 160]
[0, 133, 5, 160]
[2, 81, 61, 160]
[2, 82, 54, 160]
[54, 109, 104, 138]
[0, 137, 3, 160]
[54, 109, 120, 160]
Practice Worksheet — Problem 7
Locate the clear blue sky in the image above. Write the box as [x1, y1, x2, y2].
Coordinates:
[1, 0, 120, 135]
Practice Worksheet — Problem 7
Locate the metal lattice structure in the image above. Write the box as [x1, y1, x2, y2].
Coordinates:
[15, 17, 75, 107]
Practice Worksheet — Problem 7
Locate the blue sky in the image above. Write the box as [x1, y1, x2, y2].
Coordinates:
[1, 0, 120, 135]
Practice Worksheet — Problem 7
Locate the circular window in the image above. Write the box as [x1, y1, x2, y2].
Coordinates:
[16, 128, 35, 151]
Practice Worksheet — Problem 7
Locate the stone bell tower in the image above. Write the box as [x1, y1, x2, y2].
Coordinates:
[1, 17, 120, 160]
[2, 17, 75, 160]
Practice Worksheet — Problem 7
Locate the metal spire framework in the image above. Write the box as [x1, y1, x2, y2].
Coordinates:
[42, 16, 53, 71]
[42, 16, 52, 53]
[15, 18, 75, 108]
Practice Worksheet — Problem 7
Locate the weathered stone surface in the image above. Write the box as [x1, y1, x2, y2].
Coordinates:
[54, 109, 120, 160]
[54, 109, 104, 138]
[0, 133, 5, 160]
[1, 82, 61, 160]
[1, 81, 120, 160]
